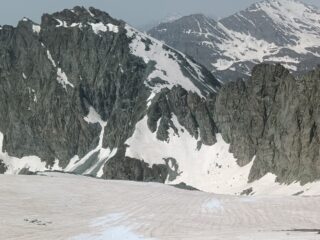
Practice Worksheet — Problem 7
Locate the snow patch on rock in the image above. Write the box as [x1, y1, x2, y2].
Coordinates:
[55, 19, 83, 29]
[47, 50, 56, 67]
[55, 19, 68, 28]
[57, 68, 74, 89]
[0, 132, 61, 174]
[46, 49, 74, 89]
[32, 24, 41, 34]
[89, 22, 119, 34]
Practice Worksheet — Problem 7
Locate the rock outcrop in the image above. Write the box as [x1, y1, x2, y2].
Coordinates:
[215, 64, 320, 184]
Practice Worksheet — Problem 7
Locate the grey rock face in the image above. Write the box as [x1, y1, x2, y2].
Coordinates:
[147, 86, 218, 146]
[214, 63, 320, 184]
[171, 182, 199, 191]
[0, 160, 7, 174]
[148, 0, 320, 82]
[103, 147, 168, 182]
[18, 168, 37, 175]
[0, 7, 219, 181]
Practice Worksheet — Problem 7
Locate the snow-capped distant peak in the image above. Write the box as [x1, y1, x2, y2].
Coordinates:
[148, 0, 320, 81]
[253, 0, 320, 24]
[161, 13, 183, 23]
[255, 0, 311, 8]
[246, 0, 320, 51]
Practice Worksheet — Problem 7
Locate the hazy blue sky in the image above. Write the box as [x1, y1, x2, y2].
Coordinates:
[0, 0, 319, 28]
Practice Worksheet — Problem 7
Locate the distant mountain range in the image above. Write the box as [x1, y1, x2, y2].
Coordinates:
[149, 0, 320, 81]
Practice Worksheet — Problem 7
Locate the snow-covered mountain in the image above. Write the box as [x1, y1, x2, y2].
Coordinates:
[149, 0, 320, 81]
[1, 6, 320, 196]
[0, 6, 223, 189]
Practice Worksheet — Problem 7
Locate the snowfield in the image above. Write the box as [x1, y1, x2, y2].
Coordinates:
[1, 173, 320, 240]
[125, 115, 320, 196]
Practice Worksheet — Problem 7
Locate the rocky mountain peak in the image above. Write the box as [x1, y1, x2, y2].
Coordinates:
[155, 13, 218, 32]
[222, 0, 320, 45]
[186, 13, 209, 20]
[249, 0, 320, 29]
[40, 6, 122, 32]
[254, 0, 310, 9]
[0, 6, 220, 185]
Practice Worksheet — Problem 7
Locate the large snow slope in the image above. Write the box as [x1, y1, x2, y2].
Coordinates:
[1, 173, 320, 240]
[125, 115, 320, 196]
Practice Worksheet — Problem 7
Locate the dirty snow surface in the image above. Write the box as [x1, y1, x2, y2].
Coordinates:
[1, 173, 320, 240]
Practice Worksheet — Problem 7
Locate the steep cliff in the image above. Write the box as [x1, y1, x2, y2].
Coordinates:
[0, 7, 220, 184]
[215, 64, 320, 185]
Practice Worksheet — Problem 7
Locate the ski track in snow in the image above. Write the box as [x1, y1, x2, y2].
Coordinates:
[1, 173, 320, 240]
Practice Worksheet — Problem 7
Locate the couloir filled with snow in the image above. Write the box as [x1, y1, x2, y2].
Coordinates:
[1, 173, 320, 240]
